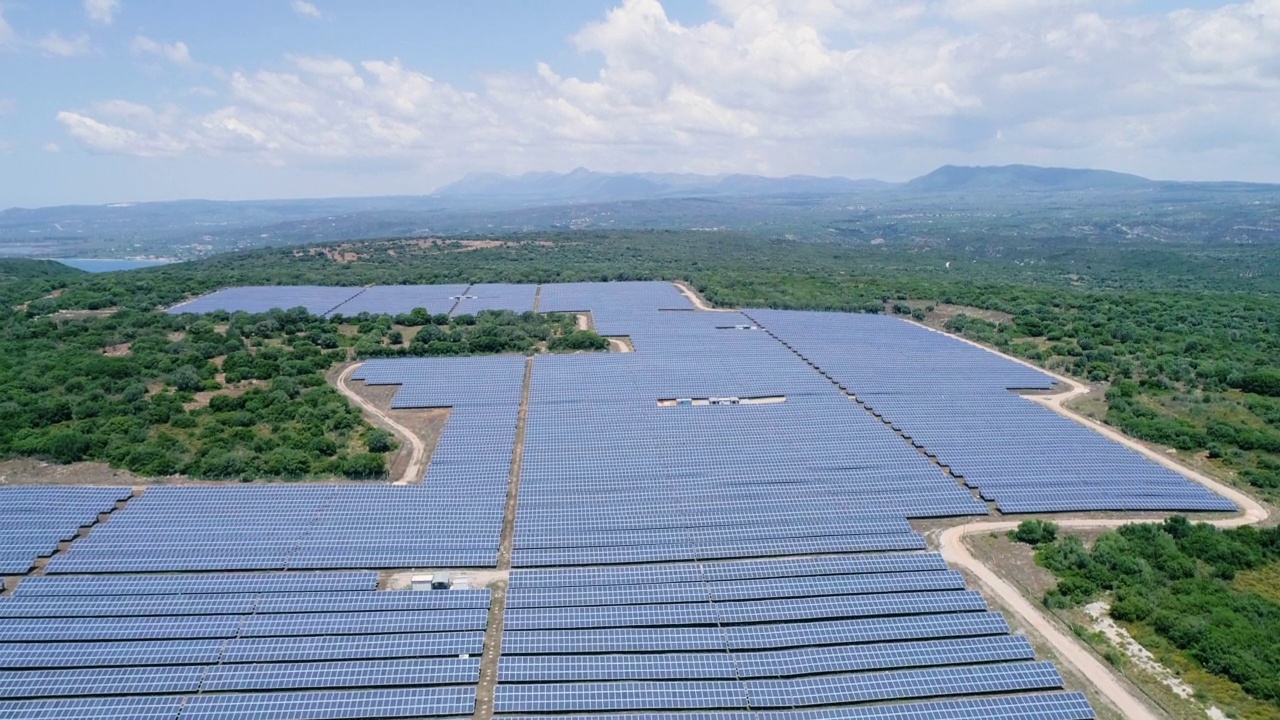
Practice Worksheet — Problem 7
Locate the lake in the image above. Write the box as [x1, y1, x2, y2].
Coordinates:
[56, 258, 177, 273]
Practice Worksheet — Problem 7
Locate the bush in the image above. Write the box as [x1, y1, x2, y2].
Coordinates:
[342, 452, 386, 479]
[549, 330, 609, 352]
[1011, 519, 1059, 546]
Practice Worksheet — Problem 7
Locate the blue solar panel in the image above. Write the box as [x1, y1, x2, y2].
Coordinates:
[497, 692, 1097, 720]
[180, 687, 476, 719]
[12, 572, 377, 597]
[0, 696, 183, 719]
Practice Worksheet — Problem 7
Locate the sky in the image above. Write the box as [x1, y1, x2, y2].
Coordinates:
[0, 0, 1277, 208]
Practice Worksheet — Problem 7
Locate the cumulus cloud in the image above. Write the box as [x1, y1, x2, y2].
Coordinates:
[130, 35, 193, 65]
[58, 101, 187, 157]
[52, 0, 1280, 181]
[291, 1, 323, 19]
[84, 0, 119, 25]
[37, 31, 92, 57]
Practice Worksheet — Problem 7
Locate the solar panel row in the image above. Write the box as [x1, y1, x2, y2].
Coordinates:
[496, 692, 1096, 720]
[0, 488, 131, 574]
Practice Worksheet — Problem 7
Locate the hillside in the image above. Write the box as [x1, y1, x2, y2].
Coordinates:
[0, 257, 87, 283]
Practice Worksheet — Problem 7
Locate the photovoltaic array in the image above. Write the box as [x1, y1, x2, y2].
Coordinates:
[748, 310, 1235, 513]
[453, 283, 538, 315]
[0, 575, 487, 719]
[326, 284, 469, 317]
[46, 485, 504, 572]
[497, 553, 1092, 715]
[168, 286, 365, 317]
[10, 280, 1242, 718]
[515, 291, 987, 568]
[0, 488, 131, 574]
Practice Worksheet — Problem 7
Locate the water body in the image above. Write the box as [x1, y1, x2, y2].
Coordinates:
[56, 258, 177, 273]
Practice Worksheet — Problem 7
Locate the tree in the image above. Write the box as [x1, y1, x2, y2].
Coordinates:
[342, 452, 386, 479]
[364, 428, 396, 453]
[170, 365, 204, 393]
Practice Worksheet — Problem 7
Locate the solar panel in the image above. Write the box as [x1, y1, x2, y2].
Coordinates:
[0, 696, 183, 720]
[201, 658, 480, 692]
[498, 636, 1034, 682]
[503, 612, 1011, 654]
[0, 665, 204, 699]
[497, 691, 1097, 720]
[179, 687, 476, 720]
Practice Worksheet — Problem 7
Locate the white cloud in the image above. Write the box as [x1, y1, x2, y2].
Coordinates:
[291, 1, 322, 19]
[0, 7, 16, 47]
[43, 142, 61, 153]
[84, 0, 119, 25]
[37, 32, 91, 58]
[57, 103, 188, 157]
[130, 35, 193, 65]
[52, 0, 1280, 181]
[0, 98, 14, 116]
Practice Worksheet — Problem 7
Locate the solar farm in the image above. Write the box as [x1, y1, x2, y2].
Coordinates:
[0, 280, 1239, 720]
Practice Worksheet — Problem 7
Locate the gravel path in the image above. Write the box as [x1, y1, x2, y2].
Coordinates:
[335, 363, 427, 486]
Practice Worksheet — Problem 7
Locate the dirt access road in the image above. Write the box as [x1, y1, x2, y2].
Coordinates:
[674, 281, 735, 312]
[682, 285, 1272, 720]
[335, 363, 427, 486]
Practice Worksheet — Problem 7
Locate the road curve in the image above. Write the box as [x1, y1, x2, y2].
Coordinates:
[680, 285, 1272, 719]
[335, 363, 427, 486]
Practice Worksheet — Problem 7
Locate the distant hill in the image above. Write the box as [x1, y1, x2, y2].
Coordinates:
[433, 168, 884, 202]
[906, 164, 1153, 192]
[0, 258, 87, 283]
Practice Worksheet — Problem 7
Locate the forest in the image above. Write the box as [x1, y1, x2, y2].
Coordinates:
[1017, 518, 1280, 711]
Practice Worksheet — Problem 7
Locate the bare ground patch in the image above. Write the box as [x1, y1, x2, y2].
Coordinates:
[0, 458, 163, 486]
[50, 308, 119, 322]
[102, 342, 132, 357]
[394, 325, 424, 343]
[1064, 385, 1110, 422]
[891, 300, 1015, 329]
[0, 457, 366, 487]
[183, 378, 268, 410]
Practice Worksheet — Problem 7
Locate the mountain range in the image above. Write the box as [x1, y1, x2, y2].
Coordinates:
[3, 164, 1277, 260]
[433, 167, 890, 202]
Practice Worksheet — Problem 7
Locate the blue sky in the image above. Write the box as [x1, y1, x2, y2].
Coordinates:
[1, 0, 1275, 208]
